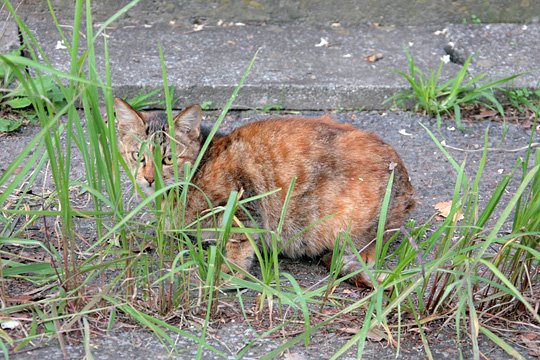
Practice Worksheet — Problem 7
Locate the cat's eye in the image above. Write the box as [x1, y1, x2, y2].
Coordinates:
[162, 156, 173, 165]
[131, 151, 145, 163]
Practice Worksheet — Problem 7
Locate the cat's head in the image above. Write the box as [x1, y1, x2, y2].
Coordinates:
[113, 98, 203, 194]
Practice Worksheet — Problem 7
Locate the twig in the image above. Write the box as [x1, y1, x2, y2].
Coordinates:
[443, 142, 540, 153]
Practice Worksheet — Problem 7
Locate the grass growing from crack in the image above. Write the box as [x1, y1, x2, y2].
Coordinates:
[1, 1, 539, 359]
[387, 49, 520, 130]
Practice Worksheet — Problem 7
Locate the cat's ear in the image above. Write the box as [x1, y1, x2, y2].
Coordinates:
[113, 97, 145, 132]
[174, 104, 202, 140]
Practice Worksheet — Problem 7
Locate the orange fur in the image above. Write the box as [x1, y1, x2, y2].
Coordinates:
[114, 98, 415, 287]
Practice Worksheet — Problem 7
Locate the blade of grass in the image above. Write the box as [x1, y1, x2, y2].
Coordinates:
[479, 326, 525, 360]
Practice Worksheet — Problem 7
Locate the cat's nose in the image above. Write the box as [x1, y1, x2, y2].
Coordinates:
[145, 176, 154, 186]
[142, 164, 155, 186]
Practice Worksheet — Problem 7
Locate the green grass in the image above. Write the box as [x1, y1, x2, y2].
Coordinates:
[1, 1, 539, 359]
[0, 47, 66, 132]
[504, 87, 540, 113]
[387, 49, 520, 129]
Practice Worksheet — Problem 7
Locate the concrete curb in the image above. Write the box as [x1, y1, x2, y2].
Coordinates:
[2, 6, 540, 110]
[0, 19, 19, 53]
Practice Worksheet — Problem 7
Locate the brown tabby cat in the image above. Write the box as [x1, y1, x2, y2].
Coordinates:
[114, 97, 415, 287]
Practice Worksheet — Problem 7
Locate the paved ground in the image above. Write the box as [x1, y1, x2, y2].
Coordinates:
[1, 0, 540, 359]
[2, 1, 540, 110]
[3, 111, 538, 359]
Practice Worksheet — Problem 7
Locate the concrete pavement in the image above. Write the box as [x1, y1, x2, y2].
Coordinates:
[1, 1, 539, 110]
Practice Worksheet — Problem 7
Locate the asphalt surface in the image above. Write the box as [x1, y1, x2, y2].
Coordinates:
[3, 111, 538, 360]
[1, 0, 539, 359]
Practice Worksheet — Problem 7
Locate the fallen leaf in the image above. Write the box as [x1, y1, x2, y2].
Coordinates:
[521, 333, 538, 341]
[6, 295, 33, 305]
[1, 320, 21, 330]
[340, 327, 359, 335]
[315, 37, 329, 47]
[55, 40, 67, 50]
[434, 200, 464, 222]
[340, 327, 387, 342]
[282, 352, 306, 360]
[434, 28, 448, 36]
[192, 24, 204, 32]
[473, 109, 497, 120]
[365, 53, 384, 62]
[399, 129, 412, 136]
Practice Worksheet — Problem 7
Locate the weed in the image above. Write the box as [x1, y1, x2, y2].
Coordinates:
[470, 14, 482, 24]
[200, 100, 213, 110]
[258, 102, 283, 114]
[462, 14, 482, 24]
[0, 48, 66, 132]
[387, 49, 520, 129]
[125, 86, 178, 110]
[504, 87, 540, 113]
[336, 106, 365, 113]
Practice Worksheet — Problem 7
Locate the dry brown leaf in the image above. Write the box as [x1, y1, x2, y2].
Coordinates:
[365, 53, 384, 62]
[519, 333, 540, 357]
[340, 327, 359, 334]
[6, 295, 33, 305]
[434, 200, 464, 222]
[521, 332, 538, 341]
[339, 327, 387, 342]
[282, 353, 306, 360]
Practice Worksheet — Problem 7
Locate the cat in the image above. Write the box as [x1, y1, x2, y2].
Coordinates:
[114, 97, 415, 287]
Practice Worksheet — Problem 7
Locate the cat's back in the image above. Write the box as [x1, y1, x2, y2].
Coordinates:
[221, 114, 402, 166]
[208, 114, 413, 202]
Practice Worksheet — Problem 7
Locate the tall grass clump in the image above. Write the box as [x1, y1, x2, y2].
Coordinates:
[0, 0, 237, 356]
[388, 49, 520, 129]
[383, 124, 539, 358]
[0, 1, 308, 356]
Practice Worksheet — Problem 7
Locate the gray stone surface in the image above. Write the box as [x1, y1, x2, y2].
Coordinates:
[24, 21, 460, 110]
[3, 1, 540, 110]
[14, 19, 540, 110]
[0, 19, 19, 53]
[447, 23, 540, 88]
[12, 0, 540, 26]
